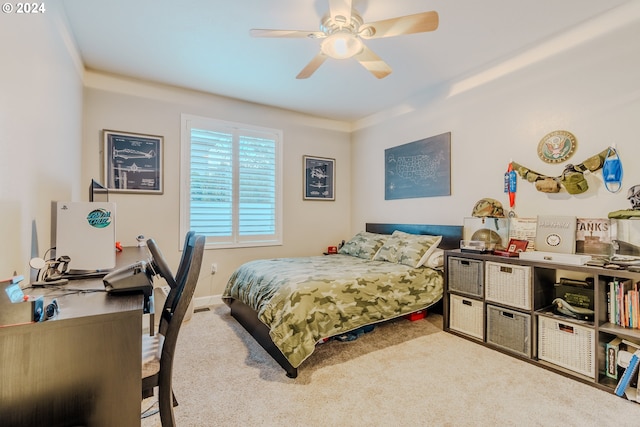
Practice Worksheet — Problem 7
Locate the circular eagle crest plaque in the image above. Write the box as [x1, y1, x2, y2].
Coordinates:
[537, 130, 577, 163]
[546, 233, 561, 247]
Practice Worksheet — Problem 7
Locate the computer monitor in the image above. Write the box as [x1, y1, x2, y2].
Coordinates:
[89, 179, 109, 202]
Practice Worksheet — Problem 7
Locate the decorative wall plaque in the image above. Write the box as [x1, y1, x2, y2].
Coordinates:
[537, 130, 577, 163]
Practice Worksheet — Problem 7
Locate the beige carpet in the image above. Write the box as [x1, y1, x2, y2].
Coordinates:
[142, 304, 640, 426]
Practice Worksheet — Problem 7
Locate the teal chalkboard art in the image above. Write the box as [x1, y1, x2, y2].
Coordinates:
[385, 132, 451, 200]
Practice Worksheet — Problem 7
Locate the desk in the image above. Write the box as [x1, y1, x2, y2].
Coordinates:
[0, 247, 149, 427]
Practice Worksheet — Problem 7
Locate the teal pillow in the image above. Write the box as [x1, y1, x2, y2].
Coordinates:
[373, 230, 442, 268]
[338, 231, 388, 260]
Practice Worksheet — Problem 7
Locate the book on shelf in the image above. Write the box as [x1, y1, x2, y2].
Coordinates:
[622, 339, 640, 353]
[535, 215, 577, 254]
[608, 279, 638, 328]
[575, 218, 612, 257]
[606, 337, 623, 379]
[623, 384, 640, 403]
[508, 217, 537, 251]
[615, 351, 640, 397]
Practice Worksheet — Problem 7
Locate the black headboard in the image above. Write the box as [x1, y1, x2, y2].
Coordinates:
[365, 223, 462, 250]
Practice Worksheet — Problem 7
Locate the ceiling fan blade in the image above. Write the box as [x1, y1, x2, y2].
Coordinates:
[360, 11, 439, 39]
[354, 45, 392, 79]
[296, 53, 328, 79]
[329, 0, 352, 24]
[250, 29, 325, 39]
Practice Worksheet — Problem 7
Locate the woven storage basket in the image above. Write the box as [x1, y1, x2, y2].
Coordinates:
[449, 294, 484, 340]
[485, 261, 531, 310]
[538, 316, 595, 377]
[448, 257, 483, 297]
[486, 305, 531, 357]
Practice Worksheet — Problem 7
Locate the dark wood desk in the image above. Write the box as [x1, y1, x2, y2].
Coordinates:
[0, 247, 150, 427]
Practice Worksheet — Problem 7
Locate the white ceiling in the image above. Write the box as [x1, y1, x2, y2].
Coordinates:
[61, 0, 632, 122]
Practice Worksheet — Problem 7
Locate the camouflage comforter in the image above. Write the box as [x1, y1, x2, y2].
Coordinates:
[222, 254, 443, 368]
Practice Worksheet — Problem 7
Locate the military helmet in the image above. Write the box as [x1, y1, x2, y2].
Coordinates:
[471, 229, 503, 248]
[472, 198, 505, 218]
[628, 185, 640, 210]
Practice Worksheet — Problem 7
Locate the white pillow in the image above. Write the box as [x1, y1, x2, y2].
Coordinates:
[423, 248, 444, 269]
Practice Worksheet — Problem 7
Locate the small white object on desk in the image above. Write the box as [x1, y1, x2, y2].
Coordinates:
[519, 251, 591, 265]
[136, 235, 146, 247]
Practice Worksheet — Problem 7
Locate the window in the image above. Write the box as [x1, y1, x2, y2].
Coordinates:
[180, 114, 282, 248]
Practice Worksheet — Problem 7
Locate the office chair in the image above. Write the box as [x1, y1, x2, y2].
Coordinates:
[147, 231, 197, 292]
[165, 230, 196, 310]
[145, 230, 197, 336]
[142, 233, 205, 427]
[175, 231, 196, 287]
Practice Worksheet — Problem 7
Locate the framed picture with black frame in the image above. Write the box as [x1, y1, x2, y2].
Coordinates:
[303, 155, 335, 201]
[103, 130, 163, 194]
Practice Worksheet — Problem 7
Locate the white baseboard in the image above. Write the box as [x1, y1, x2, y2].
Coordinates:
[193, 294, 224, 310]
[151, 291, 223, 327]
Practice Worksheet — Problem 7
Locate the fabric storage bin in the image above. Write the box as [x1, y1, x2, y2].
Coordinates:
[449, 294, 483, 340]
[485, 261, 531, 310]
[486, 305, 531, 358]
[538, 316, 595, 377]
[448, 257, 483, 297]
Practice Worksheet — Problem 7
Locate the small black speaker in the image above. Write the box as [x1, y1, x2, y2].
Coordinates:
[32, 297, 44, 322]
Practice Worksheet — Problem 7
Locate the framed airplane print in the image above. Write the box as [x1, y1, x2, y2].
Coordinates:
[303, 156, 335, 201]
[103, 130, 163, 194]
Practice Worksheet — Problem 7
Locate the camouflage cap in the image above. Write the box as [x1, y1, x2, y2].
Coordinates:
[472, 198, 505, 218]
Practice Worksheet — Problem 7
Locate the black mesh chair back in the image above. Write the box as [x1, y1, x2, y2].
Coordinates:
[142, 233, 205, 427]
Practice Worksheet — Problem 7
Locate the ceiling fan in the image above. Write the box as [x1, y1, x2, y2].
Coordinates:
[250, 0, 439, 79]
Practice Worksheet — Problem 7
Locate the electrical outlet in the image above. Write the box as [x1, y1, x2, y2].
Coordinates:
[210, 263, 217, 275]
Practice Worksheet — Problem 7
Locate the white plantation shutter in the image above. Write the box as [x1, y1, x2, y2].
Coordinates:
[181, 115, 282, 248]
[238, 135, 276, 236]
[189, 129, 233, 237]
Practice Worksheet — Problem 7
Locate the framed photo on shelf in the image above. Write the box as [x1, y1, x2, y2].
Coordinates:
[507, 239, 529, 253]
[303, 155, 335, 201]
[103, 130, 163, 194]
[493, 239, 530, 258]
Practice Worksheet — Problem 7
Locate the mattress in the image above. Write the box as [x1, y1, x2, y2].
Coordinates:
[222, 254, 443, 368]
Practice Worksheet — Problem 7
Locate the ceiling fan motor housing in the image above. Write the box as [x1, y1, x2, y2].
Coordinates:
[320, 10, 374, 38]
[320, 10, 374, 59]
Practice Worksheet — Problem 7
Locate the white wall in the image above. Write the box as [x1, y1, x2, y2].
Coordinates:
[4, 3, 639, 301]
[82, 72, 352, 298]
[0, 4, 83, 278]
[350, 7, 640, 231]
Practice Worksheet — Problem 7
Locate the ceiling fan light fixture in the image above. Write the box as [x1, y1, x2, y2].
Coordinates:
[321, 32, 363, 59]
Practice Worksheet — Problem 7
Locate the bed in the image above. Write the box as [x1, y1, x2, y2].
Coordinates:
[222, 223, 462, 378]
